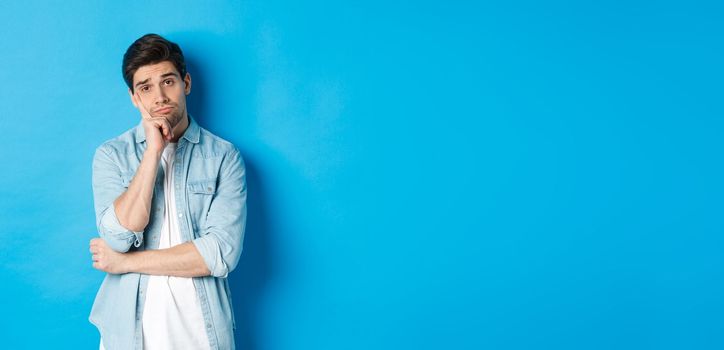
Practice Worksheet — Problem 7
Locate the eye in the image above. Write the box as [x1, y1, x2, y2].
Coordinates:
[140, 85, 150, 93]
[164, 79, 174, 86]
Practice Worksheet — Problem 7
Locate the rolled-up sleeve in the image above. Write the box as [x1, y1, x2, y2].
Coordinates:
[192, 148, 247, 278]
[92, 146, 144, 253]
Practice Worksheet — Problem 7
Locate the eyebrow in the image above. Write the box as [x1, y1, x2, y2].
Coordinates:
[134, 72, 181, 88]
[160, 72, 180, 79]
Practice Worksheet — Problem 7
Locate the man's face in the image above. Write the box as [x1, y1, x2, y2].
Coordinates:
[129, 61, 191, 128]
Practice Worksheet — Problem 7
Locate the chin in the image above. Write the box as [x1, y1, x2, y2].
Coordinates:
[170, 113, 184, 127]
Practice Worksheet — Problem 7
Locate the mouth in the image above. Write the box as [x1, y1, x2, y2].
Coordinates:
[154, 106, 175, 114]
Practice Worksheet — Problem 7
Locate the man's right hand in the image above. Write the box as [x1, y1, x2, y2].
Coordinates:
[134, 92, 174, 156]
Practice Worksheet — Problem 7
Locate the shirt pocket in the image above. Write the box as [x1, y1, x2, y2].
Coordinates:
[187, 178, 217, 234]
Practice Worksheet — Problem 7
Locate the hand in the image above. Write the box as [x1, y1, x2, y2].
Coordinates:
[89, 238, 129, 274]
[133, 92, 174, 155]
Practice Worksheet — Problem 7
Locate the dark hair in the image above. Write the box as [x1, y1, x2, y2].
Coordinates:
[122, 34, 187, 92]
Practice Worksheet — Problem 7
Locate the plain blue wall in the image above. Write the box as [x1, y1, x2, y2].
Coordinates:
[1, 1, 723, 349]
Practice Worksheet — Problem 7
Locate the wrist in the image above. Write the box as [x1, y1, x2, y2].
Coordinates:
[121, 252, 136, 274]
[143, 147, 163, 160]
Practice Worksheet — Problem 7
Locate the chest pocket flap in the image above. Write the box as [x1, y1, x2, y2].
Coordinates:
[188, 179, 217, 195]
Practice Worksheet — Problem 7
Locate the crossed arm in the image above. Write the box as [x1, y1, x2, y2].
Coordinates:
[89, 144, 211, 278]
[90, 147, 249, 279]
[90, 238, 210, 277]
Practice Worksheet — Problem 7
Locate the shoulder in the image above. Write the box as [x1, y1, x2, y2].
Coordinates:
[195, 128, 245, 175]
[94, 126, 140, 159]
[196, 127, 242, 158]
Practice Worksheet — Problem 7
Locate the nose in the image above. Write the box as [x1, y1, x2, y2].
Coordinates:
[154, 88, 169, 105]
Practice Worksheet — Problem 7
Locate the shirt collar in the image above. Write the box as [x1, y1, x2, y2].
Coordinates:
[135, 114, 200, 144]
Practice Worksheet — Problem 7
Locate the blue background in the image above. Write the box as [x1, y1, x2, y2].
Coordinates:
[1, 1, 722, 349]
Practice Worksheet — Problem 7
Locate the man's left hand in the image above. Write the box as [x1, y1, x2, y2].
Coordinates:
[89, 238, 129, 274]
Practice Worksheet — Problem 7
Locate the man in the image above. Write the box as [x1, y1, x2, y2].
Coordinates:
[88, 34, 246, 350]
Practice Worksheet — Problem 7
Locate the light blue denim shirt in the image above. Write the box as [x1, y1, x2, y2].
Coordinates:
[89, 116, 246, 350]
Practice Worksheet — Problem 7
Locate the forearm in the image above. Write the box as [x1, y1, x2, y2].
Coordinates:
[123, 241, 211, 277]
[113, 149, 161, 232]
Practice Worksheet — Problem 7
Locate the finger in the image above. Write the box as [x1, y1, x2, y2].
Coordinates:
[159, 119, 170, 136]
[90, 239, 102, 248]
[156, 118, 173, 138]
[146, 118, 168, 137]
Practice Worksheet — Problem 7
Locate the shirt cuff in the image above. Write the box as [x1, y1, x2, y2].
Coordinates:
[99, 202, 144, 252]
[192, 234, 229, 278]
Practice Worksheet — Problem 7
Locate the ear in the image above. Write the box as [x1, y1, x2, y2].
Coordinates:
[128, 88, 139, 108]
[184, 73, 192, 95]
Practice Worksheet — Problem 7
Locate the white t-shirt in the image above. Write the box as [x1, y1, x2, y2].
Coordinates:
[100, 143, 210, 350]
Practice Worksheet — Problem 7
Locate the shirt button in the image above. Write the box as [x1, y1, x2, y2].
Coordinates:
[179, 213, 183, 218]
